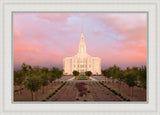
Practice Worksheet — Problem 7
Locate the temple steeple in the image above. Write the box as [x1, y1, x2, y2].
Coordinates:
[81, 22, 84, 39]
[78, 23, 86, 54]
[63, 23, 101, 75]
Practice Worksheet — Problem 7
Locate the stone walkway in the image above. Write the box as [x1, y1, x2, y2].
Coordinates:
[67, 77, 75, 81]
[89, 77, 98, 81]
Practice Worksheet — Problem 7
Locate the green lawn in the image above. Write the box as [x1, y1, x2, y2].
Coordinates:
[75, 75, 88, 80]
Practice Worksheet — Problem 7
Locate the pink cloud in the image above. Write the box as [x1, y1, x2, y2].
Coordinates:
[36, 13, 71, 22]
[13, 13, 147, 69]
[96, 13, 147, 59]
[94, 30, 102, 36]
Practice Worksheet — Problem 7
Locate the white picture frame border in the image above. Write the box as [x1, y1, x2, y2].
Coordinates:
[0, 0, 159, 115]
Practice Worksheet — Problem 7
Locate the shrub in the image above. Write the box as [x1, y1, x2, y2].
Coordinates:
[99, 81, 130, 101]
[46, 97, 50, 99]
[127, 99, 130, 101]
[76, 98, 79, 100]
[52, 92, 56, 95]
[87, 90, 91, 93]
[114, 92, 118, 95]
[45, 82, 66, 101]
[118, 93, 121, 96]
[123, 98, 127, 101]
[58, 87, 61, 90]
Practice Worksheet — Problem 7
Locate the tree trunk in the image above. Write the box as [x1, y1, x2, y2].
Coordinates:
[19, 85, 21, 95]
[112, 79, 114, 86]
[35, 92, 37, 101]
[119, 81, 121, 92]
[31, 91, 33, 101]
[46, 86, 47, 93]
[42, 86, 44, 94]
[130, 87, 133, 97]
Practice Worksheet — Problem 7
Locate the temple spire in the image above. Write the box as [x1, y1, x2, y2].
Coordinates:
[82, 22, 83, 33]
[81, 22, 84, 39]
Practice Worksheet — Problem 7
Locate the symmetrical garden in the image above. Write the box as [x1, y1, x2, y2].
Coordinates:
[14, 63, 146, 102]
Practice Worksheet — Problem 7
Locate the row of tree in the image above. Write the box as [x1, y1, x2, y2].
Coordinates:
[102, 65, 146, 96]
[72, 70, 92, 77]
[14, 63, 63, 100]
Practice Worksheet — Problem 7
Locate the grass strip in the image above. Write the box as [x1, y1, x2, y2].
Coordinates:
[42, 82, 66, 101]
[99, 82, 130, 101]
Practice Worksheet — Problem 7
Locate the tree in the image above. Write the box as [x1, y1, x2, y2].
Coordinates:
[85, 71, 92, 76]
[109, 65, 120, 83]
[73, 70, 79, 76]
[32, 66, 41, 76]
[21, 63, 29, 76]
[41, 75, 49, 94]
[51, 67, 62, 79]
[41, 67, 49, 74]
[138, 66, 146, 89]
[102, 69, 111, 81]
[48, 72, 56, 84]
[14, 70, 25, 94]
[24, 75, 42, 101]
[115, 70, 124, 91]
[124, 72, 137, 97]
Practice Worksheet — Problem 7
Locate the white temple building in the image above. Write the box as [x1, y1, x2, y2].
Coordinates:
[63, 24, 101, 75]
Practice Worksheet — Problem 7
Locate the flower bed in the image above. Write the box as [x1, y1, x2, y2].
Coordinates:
[76, 82, 87, 97]
[77, 75, 88, 80]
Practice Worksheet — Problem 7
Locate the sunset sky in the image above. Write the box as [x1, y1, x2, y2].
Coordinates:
[14, 13, 147, 70]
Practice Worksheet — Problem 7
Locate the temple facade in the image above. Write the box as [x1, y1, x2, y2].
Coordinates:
[63, 25, 101, 75]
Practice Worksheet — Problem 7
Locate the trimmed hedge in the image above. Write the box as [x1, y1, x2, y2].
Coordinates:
[99, 82, 130, 101]
[43, 82, 66, 101]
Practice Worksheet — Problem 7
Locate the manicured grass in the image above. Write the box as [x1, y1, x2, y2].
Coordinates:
[99, 82, 130, 101]
[75, 75, 88, 80]
[43, 82, 66, 101]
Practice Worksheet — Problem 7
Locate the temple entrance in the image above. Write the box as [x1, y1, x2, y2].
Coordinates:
[80, 72, 85, 75]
